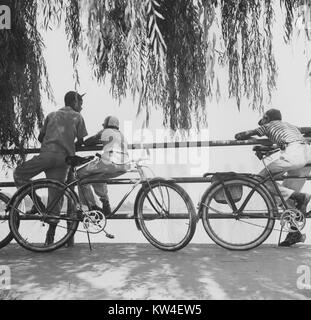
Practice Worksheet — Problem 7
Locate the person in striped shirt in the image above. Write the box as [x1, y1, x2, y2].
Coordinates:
[235, 108, 311, 246]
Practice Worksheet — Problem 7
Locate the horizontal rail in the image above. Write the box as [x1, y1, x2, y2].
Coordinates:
[1, 138, 311, 188]
[2, 174, 311, 189]
[1, 138, 306, 155]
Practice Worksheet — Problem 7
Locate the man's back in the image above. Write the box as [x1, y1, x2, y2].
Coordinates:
[40, 106, 87, 156]
[98, 128, 129, 164]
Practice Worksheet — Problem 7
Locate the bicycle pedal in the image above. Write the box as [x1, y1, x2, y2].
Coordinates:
[106, 233, 115, 239]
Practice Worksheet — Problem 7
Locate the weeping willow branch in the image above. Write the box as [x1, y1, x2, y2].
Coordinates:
[0, 0, 52, 165]
[65, 0, 82, 85]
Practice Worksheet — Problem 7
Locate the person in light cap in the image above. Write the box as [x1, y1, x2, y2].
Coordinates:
[235, 108, 311, 247]
[77, 116, 130, 217]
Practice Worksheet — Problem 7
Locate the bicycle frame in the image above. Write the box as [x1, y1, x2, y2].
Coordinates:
[25, 161, 152, 222]
[206, 154, 306, 219]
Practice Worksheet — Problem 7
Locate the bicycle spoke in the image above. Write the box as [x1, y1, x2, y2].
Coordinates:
[202, 178, 275, 250]
[9, 180, 79, 252]
[137, 181, 196, 251]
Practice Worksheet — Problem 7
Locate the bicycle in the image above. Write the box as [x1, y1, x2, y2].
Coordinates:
[0, 191, 12, 249]
[198, 144, 310, 250]
[8, 154, 197, 253]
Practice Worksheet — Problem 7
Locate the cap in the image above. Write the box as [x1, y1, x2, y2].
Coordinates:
[103, 116, 120, 129]
[64, 91, 86, 106]
[258, 108, 282, 125]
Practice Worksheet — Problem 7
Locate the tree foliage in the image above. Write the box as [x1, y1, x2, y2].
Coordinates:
[0, 0, 51, 164]
[1, 0, 311, 164]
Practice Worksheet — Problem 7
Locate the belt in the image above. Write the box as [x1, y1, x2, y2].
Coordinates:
[281, 141, 309, 150]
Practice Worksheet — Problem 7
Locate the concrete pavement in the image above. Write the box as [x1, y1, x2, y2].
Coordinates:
[1, 243, 311, 300]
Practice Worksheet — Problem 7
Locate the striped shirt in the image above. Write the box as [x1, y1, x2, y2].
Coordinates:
[254, 121, 305, 147]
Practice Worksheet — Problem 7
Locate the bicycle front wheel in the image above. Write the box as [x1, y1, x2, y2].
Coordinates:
[0, 193, 12, 249]
[9, 180, 79, 253]
[135, 180, 197, 251]
[201, 178, 276, 250]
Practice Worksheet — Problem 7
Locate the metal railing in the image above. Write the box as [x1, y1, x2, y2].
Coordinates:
[1, 138, 311, 220]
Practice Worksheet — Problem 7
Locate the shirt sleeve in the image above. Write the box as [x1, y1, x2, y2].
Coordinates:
[101, 129, 114, 143]
[76, 116, 88, 140]
[39, 115, 49, 137]
[253, 126, 266, 137]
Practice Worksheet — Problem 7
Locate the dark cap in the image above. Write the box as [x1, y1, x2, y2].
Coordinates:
[258, 108, 282, 125]
[64, 91, 86, 107]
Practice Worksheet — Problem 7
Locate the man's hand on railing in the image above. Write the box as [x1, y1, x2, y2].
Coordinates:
[235, 129, 259, 141]
[235, 132, 248, 140]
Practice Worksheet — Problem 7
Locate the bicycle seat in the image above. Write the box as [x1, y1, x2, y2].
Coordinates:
[253, 145, 279, 160]
[252, 145, 275, 152]
[65, 156, 95, 168]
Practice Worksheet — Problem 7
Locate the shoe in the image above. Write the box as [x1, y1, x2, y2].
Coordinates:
[101, 199, 112, 217]
[90, 205, 102, 212]
[279, 231, 306, 247]
[45, 224, 57, 246]
[292, 193, 311, 214]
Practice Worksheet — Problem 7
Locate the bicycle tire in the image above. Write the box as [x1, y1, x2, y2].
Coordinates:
[9, 180, 79, 253]
[201, 176, 276, 250]
[0, 193, 12, 249]
[135, 180, 197, 251]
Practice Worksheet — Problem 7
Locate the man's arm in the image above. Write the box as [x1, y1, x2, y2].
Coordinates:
[38, 131, 45, 144]
[235, 129, 260, 140]
[38, 117, 49, 143]
[84, 131, 103, 146]
[75, 138, 84, 148]
[75, 116, 88, 149]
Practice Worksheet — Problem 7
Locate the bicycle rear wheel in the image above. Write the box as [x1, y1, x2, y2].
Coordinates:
[135, 180, 197, 251]
[201, 178, 276, 250]
[9, 180, 79, 253]
[0, 193, 12, 249]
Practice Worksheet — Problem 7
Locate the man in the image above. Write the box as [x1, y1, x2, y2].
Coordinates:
[77, 116, 130, 217]
[235, 108, 311, 247]
[14, 91, 88, 244]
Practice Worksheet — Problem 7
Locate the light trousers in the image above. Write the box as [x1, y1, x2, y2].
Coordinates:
[14, 152, 69, 219]
[77, 157, 129, 207]
[259, 143, 311, 201]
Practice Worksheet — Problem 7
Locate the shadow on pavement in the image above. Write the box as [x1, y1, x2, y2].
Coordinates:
[1, 244, 311, 300]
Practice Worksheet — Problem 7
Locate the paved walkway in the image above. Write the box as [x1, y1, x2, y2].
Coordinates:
[1, 244, 311, 300]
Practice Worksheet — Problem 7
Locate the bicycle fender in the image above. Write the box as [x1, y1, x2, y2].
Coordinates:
[133, 177, 173, 231]
[197, 175, 277, 218]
